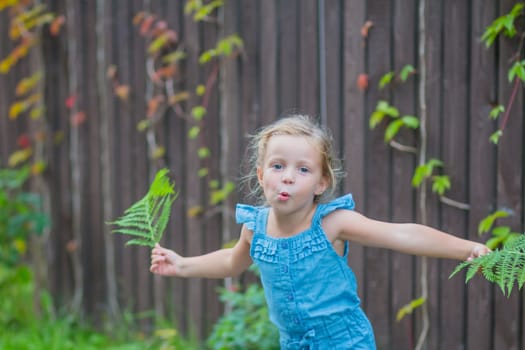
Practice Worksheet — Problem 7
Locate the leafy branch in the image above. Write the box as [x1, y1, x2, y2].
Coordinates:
[481, 2, 525, 145]
[109, 169, 177, 247]
[450, 234, 525, 297]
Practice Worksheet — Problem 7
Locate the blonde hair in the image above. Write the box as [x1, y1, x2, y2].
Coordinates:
[241, 114, 345, 205]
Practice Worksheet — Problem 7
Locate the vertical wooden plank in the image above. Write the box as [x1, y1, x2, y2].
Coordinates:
[130, 0, 152, 324]
[260, 0, 278, 124]
[41, 0, 70, 301]
[466, 2, 497, 349]
[493, 0, 523, 348]
[391, 0, 417, 348]
[278, 0, 299, 111]
[298, 0, 319, 117]
[440, 1, 470, 348]
[201, 5, 223, 334]
[0, 10, 10, 164]
[160, 0, 186, 331]
[323, 0, 343, 160]
[363, 0, 392, 347]
[239, 0, 260, 149]
[112, 0, 134, 309]
[184, 9, 204, 338]
[84, 0, 107, 316]
[343, 0, 366, 315]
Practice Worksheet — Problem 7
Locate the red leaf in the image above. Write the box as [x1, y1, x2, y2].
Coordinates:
[70, 111, 86, 126]
[50, 15, 65, 36]
[17, 134, 31, 149]
[65, 94, 77, 109]
[361, 21, 374, 38]
[357, 73, 369, 91]
[140, 15, 156, 36]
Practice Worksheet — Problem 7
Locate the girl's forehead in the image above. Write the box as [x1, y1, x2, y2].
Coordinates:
[263, 134, 322, 159]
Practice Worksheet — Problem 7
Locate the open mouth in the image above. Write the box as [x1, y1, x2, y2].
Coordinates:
[278, 192, 291, 200]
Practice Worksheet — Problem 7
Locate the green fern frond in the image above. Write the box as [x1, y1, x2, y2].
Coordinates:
[450, 234, 525, 297]
[109, 168, 177, 247]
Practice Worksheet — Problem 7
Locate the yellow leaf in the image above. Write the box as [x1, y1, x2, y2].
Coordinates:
[8, 148, 33, 167]
[136, 120, 150, 132]
[187, 206, 203, 218]
[9, 101, 28, 119]
[0, 55, 14, 74]
[115, 85, 130, 100]
[30, 105, 45, 119]
[154, 328, 177, 339]
[53, 131, 65, 144]
[13, 239, 26, 254]
[31, 161, 46, 175]
[151, 146, 165, 159]
[16, 71, 43, 96]
[168, 91, 190, 105]
[0, 0, 18, 11]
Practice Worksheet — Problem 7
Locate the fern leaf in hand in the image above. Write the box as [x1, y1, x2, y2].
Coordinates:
[109, 168, 177, 247]
[450, 234, 525, 297]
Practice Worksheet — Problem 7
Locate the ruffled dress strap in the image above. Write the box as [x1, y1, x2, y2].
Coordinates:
[235, 203, 260, 231]
[315, 193, 355, 221]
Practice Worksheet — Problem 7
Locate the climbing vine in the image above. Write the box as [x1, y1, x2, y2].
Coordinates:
[108, 1, 242, 217]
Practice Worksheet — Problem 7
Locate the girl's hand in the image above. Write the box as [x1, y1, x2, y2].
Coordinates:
[467, 243, 491, 261]
[150, 244, 183, 276]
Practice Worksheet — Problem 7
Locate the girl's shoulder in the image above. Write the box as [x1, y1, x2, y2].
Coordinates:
[235, 203, 266, 231]
[315, 193, 355, 219]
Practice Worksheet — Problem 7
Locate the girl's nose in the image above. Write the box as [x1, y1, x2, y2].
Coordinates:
[281, 170, 295, 183]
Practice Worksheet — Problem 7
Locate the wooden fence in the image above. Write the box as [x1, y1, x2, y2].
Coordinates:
[1, 1, 524, 349]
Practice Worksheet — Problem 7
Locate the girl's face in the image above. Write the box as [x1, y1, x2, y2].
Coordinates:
[257, 134, 328, 214]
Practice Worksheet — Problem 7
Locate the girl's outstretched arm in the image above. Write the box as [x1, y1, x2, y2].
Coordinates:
[150, 225, 253, 278]
[327, 210, 490, 260]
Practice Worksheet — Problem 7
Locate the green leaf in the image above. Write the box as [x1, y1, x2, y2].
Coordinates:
[109, 168, 178, 247]
[478, 210, 510, 234]
[396, 297, 425, 322]
[492, 226, 511, 237]
[191, 106, 207, 121]
[188, 126, 200, 139]
[162, 50, 186, 64]
[411, 165, 428, 187]
[376, 100, 400, 117]
[508, 60, 525, 82]
[209, 181, 235, 205]
[490, 130, 503, 145]
[198, 168, 209, 177]
[384, 119, 404, 142]
[379, 72, 395, 89]
[369, 111, 385, 129]
[399, 64, 415, 82]
[401, 115, 419, 129]
[489, 105, 505, 120]
[431, 175, 451, 196]
[198, 147, 211, 159]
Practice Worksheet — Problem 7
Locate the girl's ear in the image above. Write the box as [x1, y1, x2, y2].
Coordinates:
[315, 177, 329, 196]
[257, 167, 263, 185]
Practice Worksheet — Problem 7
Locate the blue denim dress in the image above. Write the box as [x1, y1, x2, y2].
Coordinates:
[236, 194, 377, 349]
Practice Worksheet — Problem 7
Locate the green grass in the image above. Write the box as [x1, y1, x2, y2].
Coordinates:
[0, 264, 199, 350]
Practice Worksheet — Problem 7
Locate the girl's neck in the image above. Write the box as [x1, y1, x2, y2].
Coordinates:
[267, 205, 317, 237]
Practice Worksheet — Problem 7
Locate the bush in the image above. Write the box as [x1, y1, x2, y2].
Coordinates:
[207, 268, 279, 350]
[0, 166, 49, 266]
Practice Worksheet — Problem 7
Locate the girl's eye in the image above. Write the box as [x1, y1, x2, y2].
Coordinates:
[271, 163, 283, 170]
[299, 167, 310, 174]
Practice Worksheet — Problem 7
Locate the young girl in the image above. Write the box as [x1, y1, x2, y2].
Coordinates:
[150, 114, 490, 349]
